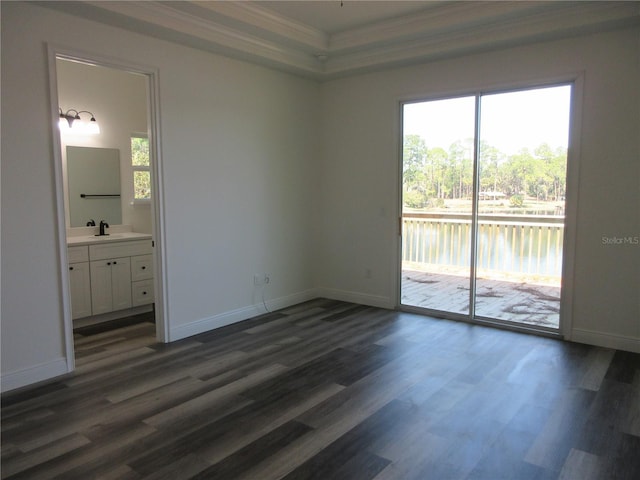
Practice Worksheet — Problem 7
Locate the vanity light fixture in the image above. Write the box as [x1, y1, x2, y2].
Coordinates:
[58, 108, 100, 134]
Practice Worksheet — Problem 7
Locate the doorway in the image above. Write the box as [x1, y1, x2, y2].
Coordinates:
[400, 84, 572, 332]
[48, 47, 166, 371]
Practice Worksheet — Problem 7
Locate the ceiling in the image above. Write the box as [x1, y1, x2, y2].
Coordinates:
[257, 1, 442, 34]
[44, 1, 640, 80]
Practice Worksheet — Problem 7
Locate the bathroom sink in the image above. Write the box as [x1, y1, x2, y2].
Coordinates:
[68, 232, 152, 246]
[93, 233, 124, 238]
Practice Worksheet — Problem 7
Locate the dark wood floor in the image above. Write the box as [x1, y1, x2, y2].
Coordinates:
[2, 299, 639, 479]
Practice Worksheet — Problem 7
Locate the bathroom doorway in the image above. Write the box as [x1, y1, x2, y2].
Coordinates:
[48, 47, 167, 371]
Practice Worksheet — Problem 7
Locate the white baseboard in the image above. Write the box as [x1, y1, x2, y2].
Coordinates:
[316, 287, 394, 310]
[571, 328, 640, 353]
[1, 357, 70, 393]
[168, 289, 319, 342]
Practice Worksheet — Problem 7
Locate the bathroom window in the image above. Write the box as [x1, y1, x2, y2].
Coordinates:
[131, 134, 151, 201]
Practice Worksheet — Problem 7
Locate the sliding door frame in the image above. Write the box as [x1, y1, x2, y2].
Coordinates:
[396, 74, 583, 340]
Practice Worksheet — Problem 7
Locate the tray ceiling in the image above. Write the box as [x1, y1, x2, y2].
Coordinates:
[44, 1, 640, 80]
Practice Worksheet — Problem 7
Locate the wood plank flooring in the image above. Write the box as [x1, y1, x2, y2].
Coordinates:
[2, 299, 639, 479]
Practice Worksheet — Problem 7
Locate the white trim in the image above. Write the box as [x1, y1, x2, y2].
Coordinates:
[169, 289, 318, 342]
[390, 100, 402, 308]
[47, 45, 76, 377]
[194, 1, 329, 51]
[84, 1, 320, 75]
[559, 73, 585, 339]
[1, 358, 69, 393]
[316, 288, 394, 310]
[146, 63, 170, 344]
[331, 1, 534, 53]
[571, 329, 640, 353]
[324, 3, 640, 76]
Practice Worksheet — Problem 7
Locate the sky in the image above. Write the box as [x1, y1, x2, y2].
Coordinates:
[403, 85, 572, 155]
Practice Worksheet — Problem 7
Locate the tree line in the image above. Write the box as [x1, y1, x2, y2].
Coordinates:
[403, 134, 567, 209]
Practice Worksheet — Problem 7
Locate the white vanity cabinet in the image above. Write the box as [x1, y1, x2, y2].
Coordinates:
[68, 246, 92, 319]
[67, 238, 153, 319]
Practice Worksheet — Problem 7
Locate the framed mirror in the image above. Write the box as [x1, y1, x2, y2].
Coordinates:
[66, 146, 122, 227]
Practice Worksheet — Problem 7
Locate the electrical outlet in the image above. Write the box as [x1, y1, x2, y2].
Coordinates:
[254, 273, 270, 286]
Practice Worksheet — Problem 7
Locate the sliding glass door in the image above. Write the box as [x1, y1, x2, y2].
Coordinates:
[400, 84, 571, 331]
[401, 96, 475, 315]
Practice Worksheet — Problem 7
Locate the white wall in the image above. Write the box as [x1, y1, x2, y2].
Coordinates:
[57, 59, 151, 233]
[1, 2, 320, 391]
[318, 27, 640, 352]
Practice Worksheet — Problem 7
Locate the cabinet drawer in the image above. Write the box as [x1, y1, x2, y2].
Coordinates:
[89, 240, 152, 261]
[68, 245, 89, 263]
[132, 279, 154, 307]
[131, 254, 153, 281]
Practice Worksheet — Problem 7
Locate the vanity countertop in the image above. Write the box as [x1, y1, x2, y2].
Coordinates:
[67, 232, 152, 246]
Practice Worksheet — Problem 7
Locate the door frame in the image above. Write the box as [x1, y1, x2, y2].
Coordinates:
[47, 44, 169, 374]
[396, 74, 583, 339]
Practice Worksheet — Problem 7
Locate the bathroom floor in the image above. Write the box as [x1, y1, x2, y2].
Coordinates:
[73, 311, 156, 365]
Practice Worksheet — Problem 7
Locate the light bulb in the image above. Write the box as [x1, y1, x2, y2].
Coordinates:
[86, 118, 101, 134]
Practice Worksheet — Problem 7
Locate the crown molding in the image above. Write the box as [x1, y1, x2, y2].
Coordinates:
[84, 1, 322, 74]
[331, 1, 639, 55]
[46, 1, 640, 81]
[192, 1, 329, 52]
[330, 1, 543, 53]
[324, 1, 640, 76]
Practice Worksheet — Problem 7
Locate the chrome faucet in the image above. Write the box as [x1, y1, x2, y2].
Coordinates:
[98, 220, 109, 236]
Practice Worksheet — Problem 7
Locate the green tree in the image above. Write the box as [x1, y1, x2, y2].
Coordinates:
[403, 135, 429, 207]
[428, 146, 448, 199]
[504, 148, 539, 197]
[547, 146, 567, 200]
[131, 137, 149, 166]
[403, 133, 567, 210]
[479, 141, 505, 194]
[448, 139, 473, 199]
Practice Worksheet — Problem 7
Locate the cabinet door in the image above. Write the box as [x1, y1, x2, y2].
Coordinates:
[110, 257, 132, 311]
[69, 262, 92, 319]
[90, 260, 113, 315]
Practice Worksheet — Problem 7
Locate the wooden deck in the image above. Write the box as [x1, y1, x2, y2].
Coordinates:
[401, 269, 560, 328]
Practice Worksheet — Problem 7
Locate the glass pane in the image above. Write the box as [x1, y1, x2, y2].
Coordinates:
[401, 96, 476, 315]
[131, 136, 150, 166]
[475, 85, 571, 328]
[134, 170, 151, 200]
